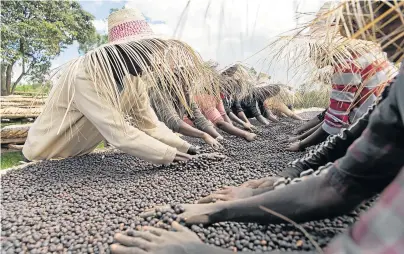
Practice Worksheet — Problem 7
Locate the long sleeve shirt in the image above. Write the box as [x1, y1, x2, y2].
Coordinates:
[23, 67, 189, 164]
[323, 53, 396, 135]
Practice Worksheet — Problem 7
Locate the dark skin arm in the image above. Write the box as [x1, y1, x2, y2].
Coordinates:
[293, 116, 321, 135]
[171, 174, 367, 226]
[297, 123, 322, 140]
[222, 113, 232, 125]
[256, 114, 270, 125]
[286, 123, 322, 143]
[178, 122, 222, 149]
[228, 112, 254, 130]
[287, 126, 329, 152]
[178, 122, 209, 139]
[228, 112, 247, 126]
[111, 222, 310, 254]
[263, 108, 279, 123]
[203, 126, 223, 140]
[215, 120, 256, 141]
[236, 111, 251, 124]
[220, 175, 363, 224]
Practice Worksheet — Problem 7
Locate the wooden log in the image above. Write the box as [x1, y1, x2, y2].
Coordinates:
[1, 138, 26, 144]
[0, 107, 42, 119]
[7, 144, 24, 150]
[1, 102, 43, 108]
[1, 124, 31, 139]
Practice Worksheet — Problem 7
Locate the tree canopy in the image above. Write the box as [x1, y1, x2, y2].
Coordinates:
[78, 7, 126, 55]
[1, 0, 95, 95]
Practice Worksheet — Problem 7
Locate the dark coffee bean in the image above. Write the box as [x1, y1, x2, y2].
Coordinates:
[1, 116, 370, 253]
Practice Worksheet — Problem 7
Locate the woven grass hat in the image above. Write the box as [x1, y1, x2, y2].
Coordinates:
[46, 8, 216, 127]
[219, 64, 255, 100]
[336, 0, 404, 64]
[267, 29, 384, 87]
[252, 74, 281, 102]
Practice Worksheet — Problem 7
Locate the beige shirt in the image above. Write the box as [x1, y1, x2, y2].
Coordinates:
[23, 67, 191, 164]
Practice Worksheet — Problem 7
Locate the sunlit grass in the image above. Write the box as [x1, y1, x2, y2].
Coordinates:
[1, 152, 25, 170]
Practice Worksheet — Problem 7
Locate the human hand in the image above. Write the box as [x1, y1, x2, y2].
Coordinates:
[216, 135, 224, 141]
[244, 133, 257, 142]
[286, 141, 302, 152]
[202, 133, 223, 150]
[197, 186, 253, 204]
[111, 221, 201, 254]
[174, 152, 193, 162]
[280, 136, 298, 144]
[242, 122, 253, 131]
[292, 129, 302, 135]
[240, 176, 280, 189]
[140, 203, 224, 225]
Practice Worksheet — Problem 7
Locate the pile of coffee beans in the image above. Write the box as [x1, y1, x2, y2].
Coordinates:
[1, 112, 373, 253]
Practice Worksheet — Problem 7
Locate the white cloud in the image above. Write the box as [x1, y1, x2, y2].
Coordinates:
[92, 19, 108, 34]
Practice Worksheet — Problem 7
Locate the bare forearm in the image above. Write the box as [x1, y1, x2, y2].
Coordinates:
[237, 112, 250, 123]
[222, 114, 232, 124]
[214, 175, 359, 224]
[229, 112, 247, 126]
[183, 242, 308, 254]
[295, 117, 321, 134]
[203, 126, 221, 138]
[216, 121, 248, 138]
[264, 109, 279, 122]
[178, 122, 205, 139]
[299, 127, 329, 149]
[256, 115, 270, 125]
[296, 123, 322, 140]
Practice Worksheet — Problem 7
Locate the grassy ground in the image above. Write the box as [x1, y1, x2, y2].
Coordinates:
[13, 84, 50, 94]
[1, 152, 25, 170]
[293, 89, 330, 109]
[0, 142, 106, 170]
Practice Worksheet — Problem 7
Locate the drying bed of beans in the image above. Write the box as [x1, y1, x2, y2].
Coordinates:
[1, 112, 374, 253]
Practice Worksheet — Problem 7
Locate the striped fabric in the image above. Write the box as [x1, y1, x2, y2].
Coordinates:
[322, 53, 397, 135]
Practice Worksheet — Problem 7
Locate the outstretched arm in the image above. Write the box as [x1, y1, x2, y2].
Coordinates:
[287, 127, 329, 152]
[182, 173, 368, 226]
[111, 221, 309, 254]
[294, 111, 324, 134]
[295, 123, 322, 140]
[46, 75, 178, 164]
[237, 111, 251, 123]
[256, 114, 270, 125]
[263, 109, 279, 122]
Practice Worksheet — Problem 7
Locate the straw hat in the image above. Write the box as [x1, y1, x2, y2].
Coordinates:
[219, 64, 255, 100]
[253, 74, 281, 101]
[45, 8, 216, 127]
[107, 8, 158, 43]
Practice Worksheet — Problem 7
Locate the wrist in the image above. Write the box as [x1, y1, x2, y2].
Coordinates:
[208, 202, 230, 223]
[201, 132, 208, 139]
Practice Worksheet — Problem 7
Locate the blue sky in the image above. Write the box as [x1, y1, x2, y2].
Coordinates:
[51, 0, 126, 67]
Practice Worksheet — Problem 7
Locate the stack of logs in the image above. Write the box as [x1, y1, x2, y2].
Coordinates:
[1, 95, 45, 150]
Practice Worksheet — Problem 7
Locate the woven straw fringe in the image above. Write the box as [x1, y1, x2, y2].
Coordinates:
[220, 64, 255, 100]
[41, 39, 218, 132]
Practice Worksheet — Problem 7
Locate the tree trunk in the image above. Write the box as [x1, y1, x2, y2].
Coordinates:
[5, 63, 14, 96]
[1, 63, 8, 96]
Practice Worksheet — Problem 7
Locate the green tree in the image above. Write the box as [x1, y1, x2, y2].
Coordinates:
[78, 33, 108, 55]
[1, 0, 95, 95]
[78, 7, 125, 54]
